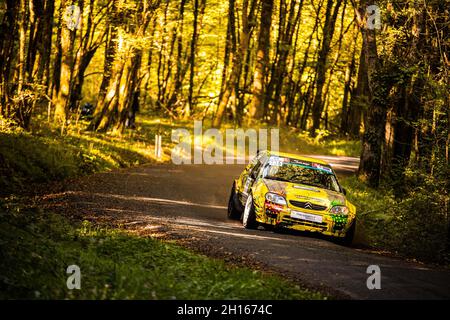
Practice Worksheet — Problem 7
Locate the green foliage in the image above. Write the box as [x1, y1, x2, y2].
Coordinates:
[342, 176, 449, 263]
[280, 127, 361, 157]
[0, 131, 88, 193]
[0, 200, 325, 300]
[0, 114, 169, 195]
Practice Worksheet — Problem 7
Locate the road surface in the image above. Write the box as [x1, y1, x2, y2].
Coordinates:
[41, 155, 450, 299]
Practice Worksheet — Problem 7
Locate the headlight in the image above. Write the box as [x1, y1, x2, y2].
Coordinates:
[265, 193, 287, 206]
[330, 205, 349, 215]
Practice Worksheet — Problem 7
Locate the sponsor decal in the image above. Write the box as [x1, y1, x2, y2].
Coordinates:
[311, 163, 333, 174]
[290, 159, 312, 167]
[293, 185, 320, 192]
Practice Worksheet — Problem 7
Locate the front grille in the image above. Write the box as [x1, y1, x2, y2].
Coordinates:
[281, 217, 328, 230]
[289, 200, 327, 211]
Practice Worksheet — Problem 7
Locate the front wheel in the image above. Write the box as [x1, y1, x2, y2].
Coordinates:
[242, 195, 257, 229]
[337, 220, 355, 246]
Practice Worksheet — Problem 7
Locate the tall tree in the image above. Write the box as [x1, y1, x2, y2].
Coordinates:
[89, 0, 119, 131]
[265, 0, 303, 124]
[346, 41, 368, 137]
[91, 0, 159, 132]
[0, 0, 19, 118]
[166, 0, 187, 112]
[54, 0, 77, 123]
[186, 0, 207, 118]
[68, 0, 108, 113]
[213, 0, 257, 127]
[356, 0, 389, 187]
[248, 0, 274, 123]
[339, 31, 357, 135]
[310, 0, 342, 135]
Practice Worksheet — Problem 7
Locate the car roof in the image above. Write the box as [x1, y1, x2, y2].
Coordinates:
[264, 151, 330, 166]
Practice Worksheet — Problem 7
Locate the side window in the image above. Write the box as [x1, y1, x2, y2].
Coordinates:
[245, 152, 264, 172]
[250, 154, 267, 178]
[251, 162, 262, 178]
[242, 155, 265, 195]
[241, 153, 265, 194]
[243, 156, 256, 173]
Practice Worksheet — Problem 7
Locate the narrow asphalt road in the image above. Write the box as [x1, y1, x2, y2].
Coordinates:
[41, 155, 450, 300]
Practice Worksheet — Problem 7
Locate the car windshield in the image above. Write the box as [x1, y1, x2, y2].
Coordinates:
[262, 156, 341, 193]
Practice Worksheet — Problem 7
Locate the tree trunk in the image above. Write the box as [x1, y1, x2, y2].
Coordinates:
[310, 0, 342, 135]
[90, 0, 118, 130]
[54, 0, 76, 123]
[186, 0, 206, 118]
[357, 0, 387, 188]
[291, 8, 321, 128]
[51, 0, 64, 101]
[0, 0, 19, 117]
[248, 0, 274, 123]
[266, 0, 303, 124]
[93, 0, 153, 132]
[114, 49, 142, 133]
[347, 43, 368, 138]
[213, 0, 256, 127]
[17, 0, 27, 95]
[35, 0, 55, 87]
[14, 0, 34, 128]
[68, 0, 102, 112]
[166, 0, 187, 111]
[340, 32, 357, 134]
[390, 78, 421, 194]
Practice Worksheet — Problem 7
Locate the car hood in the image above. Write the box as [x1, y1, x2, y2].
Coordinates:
[262, 178, 347, 208]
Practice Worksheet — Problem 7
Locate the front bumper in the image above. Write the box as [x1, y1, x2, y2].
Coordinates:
[258, 205, 353, 237]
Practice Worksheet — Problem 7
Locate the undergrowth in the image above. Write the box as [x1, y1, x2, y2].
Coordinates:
[342, 176, 449, 264]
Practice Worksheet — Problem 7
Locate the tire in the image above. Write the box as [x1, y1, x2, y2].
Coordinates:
[337, 220, 355, 246]
[242, 195, 257, 229]
[227, 184, 242, 220]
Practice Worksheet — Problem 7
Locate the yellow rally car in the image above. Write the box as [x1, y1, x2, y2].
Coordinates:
[227, 151, 356, 244]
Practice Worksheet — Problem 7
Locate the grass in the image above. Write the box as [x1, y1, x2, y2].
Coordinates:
[0, 199, 325, 300]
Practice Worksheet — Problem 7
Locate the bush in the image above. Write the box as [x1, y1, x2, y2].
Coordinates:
[342, 176, 449, 263]
[0, 132, 96, 194]
[0, 119, 157, 195]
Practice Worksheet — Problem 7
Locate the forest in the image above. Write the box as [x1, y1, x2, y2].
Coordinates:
[0, 0, 449, 280]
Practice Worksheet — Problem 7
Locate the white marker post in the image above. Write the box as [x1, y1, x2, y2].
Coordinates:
[155, 120, 162, 160]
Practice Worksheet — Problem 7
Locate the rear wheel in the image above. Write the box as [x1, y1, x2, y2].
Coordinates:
[227, 184, 242, 220]
[242, 195, 257, 229]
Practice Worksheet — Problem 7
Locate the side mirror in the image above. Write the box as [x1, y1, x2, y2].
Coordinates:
[342, 188, 347, 195]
